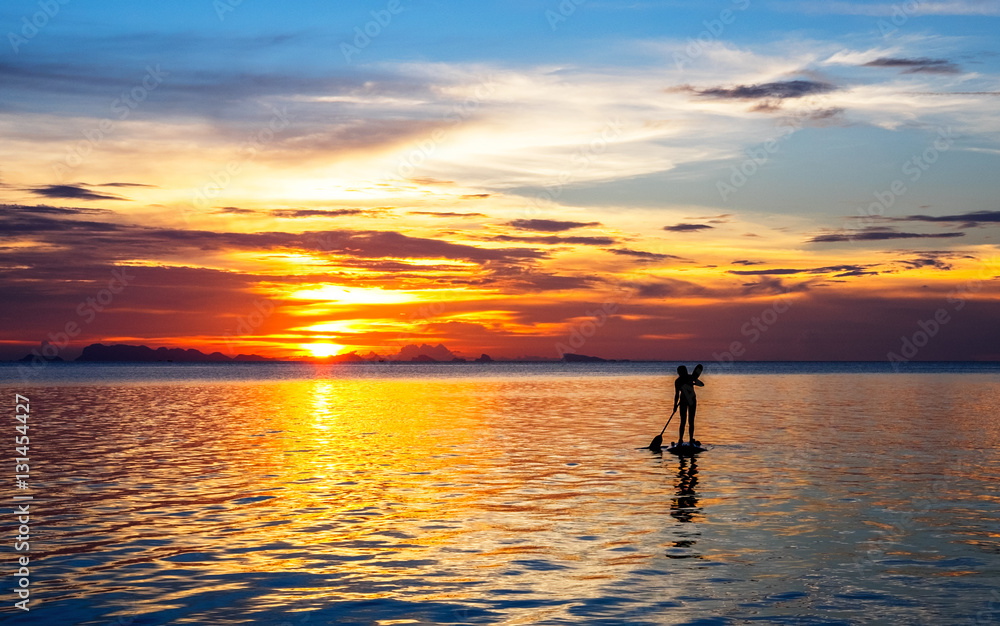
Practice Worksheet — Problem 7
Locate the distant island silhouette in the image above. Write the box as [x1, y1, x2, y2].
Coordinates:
[10, 342, 628, 364]
[75, 343, 276, 363]
[561, 353, 609, 363]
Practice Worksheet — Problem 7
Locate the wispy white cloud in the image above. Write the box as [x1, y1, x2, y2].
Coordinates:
[2, 34, 998, 233]
[771, 0, 1000, 16]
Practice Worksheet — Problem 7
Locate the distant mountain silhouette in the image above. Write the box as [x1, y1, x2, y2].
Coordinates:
[395, 343, 457, 361]
[75, 343, 275, 362]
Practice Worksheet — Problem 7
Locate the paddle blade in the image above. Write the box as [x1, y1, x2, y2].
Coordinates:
[648, 435, 663, 450]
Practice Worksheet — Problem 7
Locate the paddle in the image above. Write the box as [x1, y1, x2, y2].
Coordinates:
[648, 403, 678, 450]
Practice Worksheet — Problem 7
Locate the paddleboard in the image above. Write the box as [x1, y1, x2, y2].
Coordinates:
[667, 441, 707, 455]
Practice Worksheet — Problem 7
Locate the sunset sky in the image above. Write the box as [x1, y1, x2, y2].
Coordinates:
[2, 0, 999, 361]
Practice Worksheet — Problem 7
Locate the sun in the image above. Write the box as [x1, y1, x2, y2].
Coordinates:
[302, 342, 344, 358]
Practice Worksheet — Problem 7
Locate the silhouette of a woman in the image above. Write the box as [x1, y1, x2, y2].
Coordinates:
[673, 364, 704, 444]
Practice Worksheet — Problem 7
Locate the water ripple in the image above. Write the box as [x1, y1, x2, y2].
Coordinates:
[6, 370, 999, 624]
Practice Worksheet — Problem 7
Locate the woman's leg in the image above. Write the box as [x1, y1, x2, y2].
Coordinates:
[688, 402, 696, 442]
[678, 404, 688, 443]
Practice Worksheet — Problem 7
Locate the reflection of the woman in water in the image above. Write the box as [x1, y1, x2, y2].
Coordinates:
[666, 456, 703, 559]
[670, 456, 701, 524]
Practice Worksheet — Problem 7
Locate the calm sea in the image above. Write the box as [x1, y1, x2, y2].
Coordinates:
[1, 362, 998, 625]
